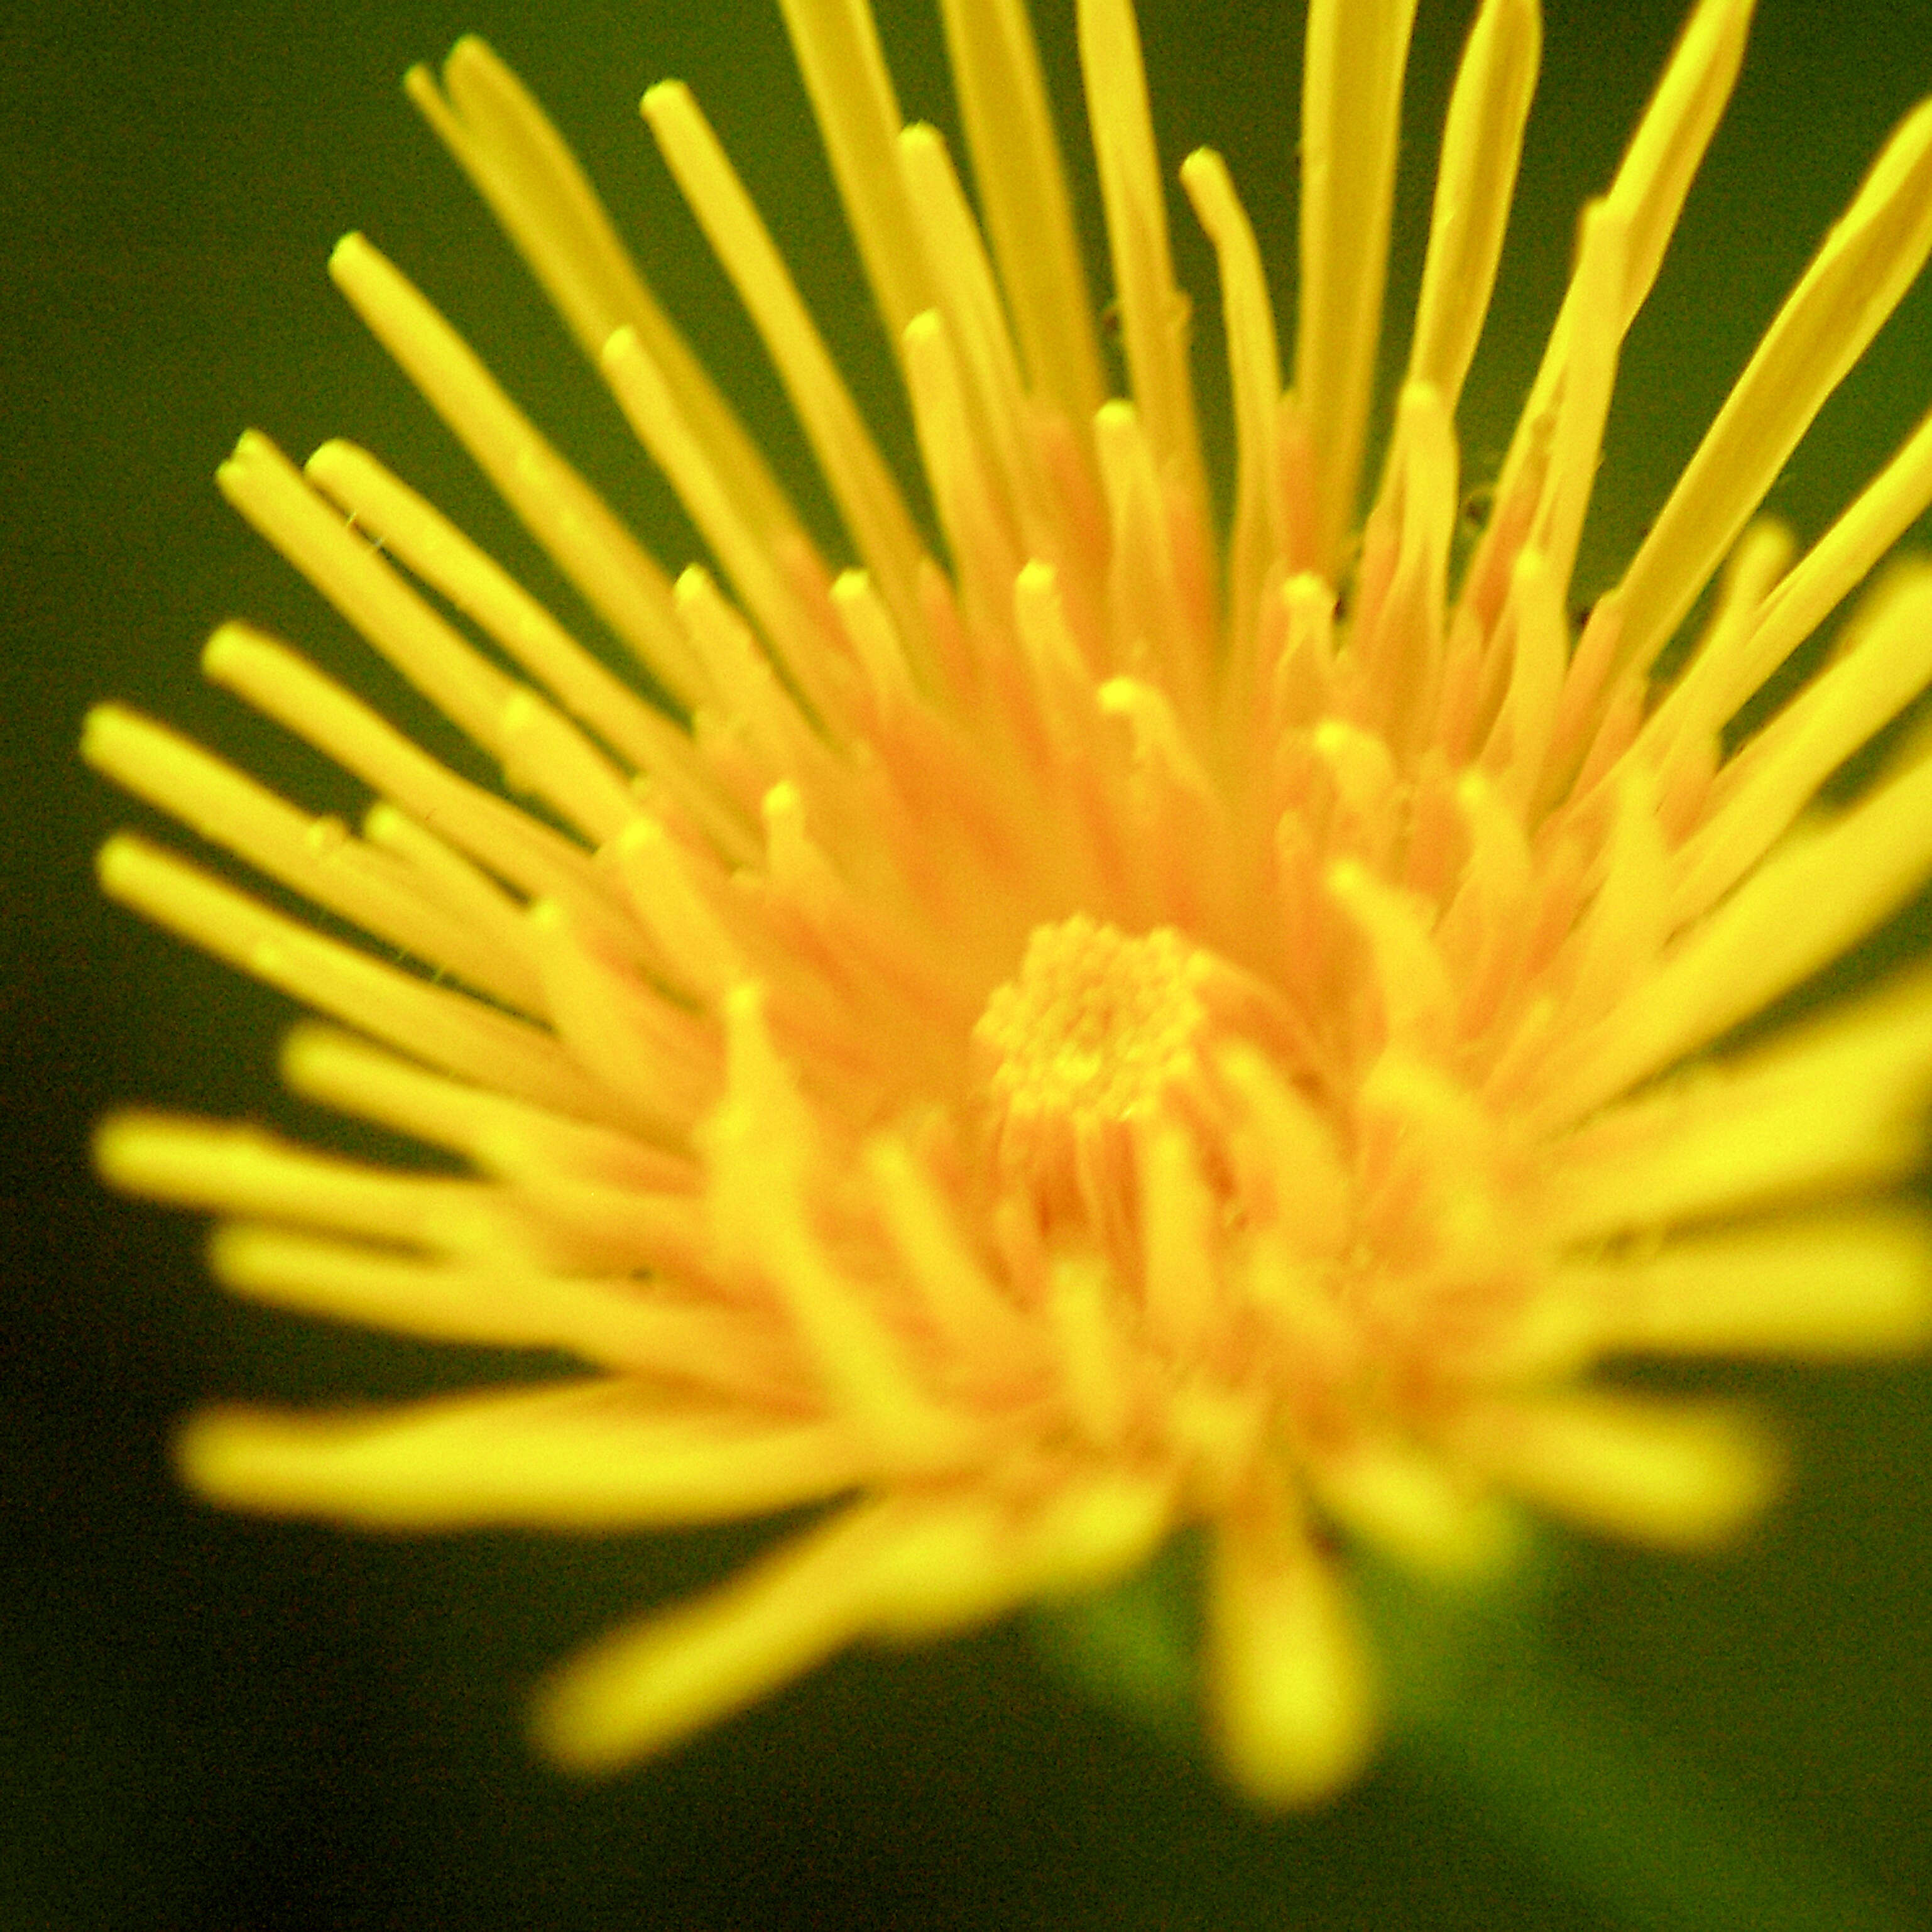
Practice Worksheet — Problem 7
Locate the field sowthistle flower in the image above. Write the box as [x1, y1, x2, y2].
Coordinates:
[89, 0, 1932, 1806]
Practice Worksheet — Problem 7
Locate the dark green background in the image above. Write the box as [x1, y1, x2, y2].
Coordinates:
[5, 0, 1931, 1925]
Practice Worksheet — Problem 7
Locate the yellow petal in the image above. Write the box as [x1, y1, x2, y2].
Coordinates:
[532, 1498, 900, 1771]
[1079, 0, 1206, 508]
[934, 0, 1104, 430]
[1615, 97, 1932, 677]
[208, 1224, 806, 1395]
[1453, 1392, 1781, 1547]
[1404, 0, 1540, 413]
[1558, 1209, 1932, 1359]
[1206, 1470, 1380, 1808]
[1295, 0, 1420, 574]
[177, 1382, 869, 1530]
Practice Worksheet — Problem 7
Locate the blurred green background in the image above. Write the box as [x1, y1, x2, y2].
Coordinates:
[4, 0, 1931, 1925]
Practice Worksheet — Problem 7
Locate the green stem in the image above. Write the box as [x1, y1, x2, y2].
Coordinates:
[1027, 1530, 1202, 1751]
[1363, 1556, 1913, 1932]
[1034, 1542, 1913, 1932]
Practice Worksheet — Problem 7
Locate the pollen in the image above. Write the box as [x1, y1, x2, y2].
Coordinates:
[978, 917, 1209, 1127]
[974, 914, 1306, 1255]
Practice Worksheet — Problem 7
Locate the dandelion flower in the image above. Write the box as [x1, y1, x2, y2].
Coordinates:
[88, 0, 1932, 1806]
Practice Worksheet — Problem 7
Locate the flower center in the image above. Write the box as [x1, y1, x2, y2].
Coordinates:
[973, 915, 1235, 1245]
[976, 915, 1208, 1127]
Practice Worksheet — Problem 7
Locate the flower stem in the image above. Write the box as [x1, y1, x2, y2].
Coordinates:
[1035, 1542, 1913, 1931]
[1360, 1554, 1914, 1932]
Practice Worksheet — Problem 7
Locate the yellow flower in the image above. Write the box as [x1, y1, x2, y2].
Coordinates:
[86, 0, 1932, 1806]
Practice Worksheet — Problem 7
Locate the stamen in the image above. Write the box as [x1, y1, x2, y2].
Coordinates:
[980, 918, 1209, 1125]
[974, 915, 1286, 1256]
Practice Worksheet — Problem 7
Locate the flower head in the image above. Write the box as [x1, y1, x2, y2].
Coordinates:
[89, 0, 1932, 1805]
